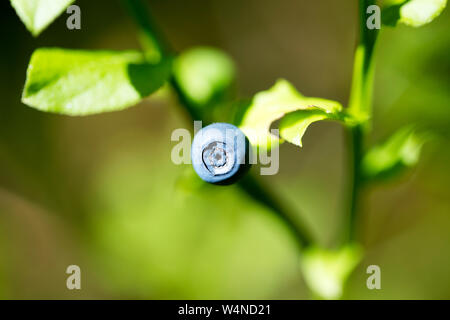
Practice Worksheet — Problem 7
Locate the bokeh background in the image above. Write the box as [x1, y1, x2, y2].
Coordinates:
[0, 0, 449, 299]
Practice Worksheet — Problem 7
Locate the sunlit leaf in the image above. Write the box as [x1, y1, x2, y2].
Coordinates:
[22, 48, 172, 116]
[300, 245, 363, 300]
[383, 0, 407, 4]
[383, 0, 447, 27]
[10, 0, 75, 36]
[361, 126, 429, 181]
[173, 47, 235, 108]
[238, 79, 344, 148]
[280, 109, 340, 147]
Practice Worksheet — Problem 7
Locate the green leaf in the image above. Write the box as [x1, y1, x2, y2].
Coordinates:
[10, 0, 75, 36]
[300, 245, 363, 300]
[383, 0, 447, 27]
[361, 126, 429, 181]
[22, 48, 172, 116]
[383, 0, 408, 4]
[173, 47, 235, 108]
[279, 109, 340, 147]
[238, 79, 344, 148]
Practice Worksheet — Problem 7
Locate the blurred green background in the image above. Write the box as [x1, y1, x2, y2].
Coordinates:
[0, 0, 449, 299]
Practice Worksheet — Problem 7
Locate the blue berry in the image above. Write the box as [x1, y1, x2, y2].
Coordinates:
[191, 123, 251, 185]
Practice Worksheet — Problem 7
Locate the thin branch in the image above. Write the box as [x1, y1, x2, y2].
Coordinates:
[121, 0, 314, 248]
[345, 0, 379, 243]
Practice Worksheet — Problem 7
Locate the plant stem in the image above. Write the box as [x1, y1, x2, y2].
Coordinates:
[120, 0, 169, 62]
[346, 0, 379, 243]
[121, 0, 313, 248]
[347, 124, 364, 242]
[349, 0, 379, 120]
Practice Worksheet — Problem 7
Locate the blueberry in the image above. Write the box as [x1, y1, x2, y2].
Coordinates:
[191, 123, 251, 185]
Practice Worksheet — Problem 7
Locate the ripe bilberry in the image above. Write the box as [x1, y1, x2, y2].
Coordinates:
[191, 123, 251, 185]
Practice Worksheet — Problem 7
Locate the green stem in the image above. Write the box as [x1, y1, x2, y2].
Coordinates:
[121, 0, 313, 248]
[120, 0, 169, 62]
[169, 78, 205, 124]
[347, 124, 363, 242]
[346, 0, 379, 243]
[349, 0, 379, 120]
